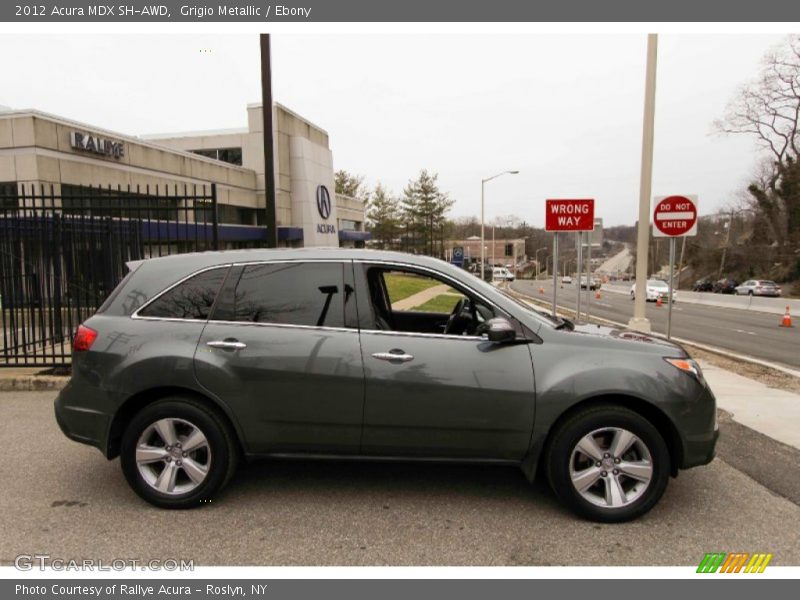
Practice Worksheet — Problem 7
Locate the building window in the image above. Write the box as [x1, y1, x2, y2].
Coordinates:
[61, 184, 180, 220]
[0, 182, 17, 209]
[189, 147, 243, 166]
[339, 219, 361, 231]
[505, 243, 514, 257]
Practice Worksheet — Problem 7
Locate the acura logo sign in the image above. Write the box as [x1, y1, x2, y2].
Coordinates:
[316, 185, 331, 220]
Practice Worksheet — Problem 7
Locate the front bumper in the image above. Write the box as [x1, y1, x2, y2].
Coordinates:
[681, 427, 719, 468]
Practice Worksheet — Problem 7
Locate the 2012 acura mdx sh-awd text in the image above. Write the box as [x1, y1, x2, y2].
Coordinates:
[55, 249, 718, 522]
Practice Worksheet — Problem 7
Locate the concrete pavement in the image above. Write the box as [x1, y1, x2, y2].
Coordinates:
[1, 390, 799, 566]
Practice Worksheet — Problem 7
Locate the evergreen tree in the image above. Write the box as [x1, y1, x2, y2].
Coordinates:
[366, 183, 399, 248]
[402, 170, 455, 256]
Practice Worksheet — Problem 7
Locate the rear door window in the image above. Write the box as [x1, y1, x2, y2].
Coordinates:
[137, 267, 229, 320]
[218, 262, 346, 328]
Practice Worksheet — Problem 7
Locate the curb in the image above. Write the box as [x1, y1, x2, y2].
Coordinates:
[506, 285, 800, 380]
[0, 376, 68, 393]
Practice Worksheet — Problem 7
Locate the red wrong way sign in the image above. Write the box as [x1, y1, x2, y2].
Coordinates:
[545, 199, 595, 231]
[653, 195, 698, 237]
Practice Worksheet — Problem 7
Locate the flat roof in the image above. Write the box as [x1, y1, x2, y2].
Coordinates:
[0, 108, 252, 172]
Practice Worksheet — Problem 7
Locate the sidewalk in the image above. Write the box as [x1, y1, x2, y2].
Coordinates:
[700, 361, 800, 450]
[392, 284, 455, 311]
[603, 281, 800, 315]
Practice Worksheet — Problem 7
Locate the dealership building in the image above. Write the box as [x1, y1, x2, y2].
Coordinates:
[0, 102, 369, 248]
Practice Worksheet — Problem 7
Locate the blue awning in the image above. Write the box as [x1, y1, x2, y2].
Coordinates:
[339, 230, 371, 242]
[278, 226, 304, 241]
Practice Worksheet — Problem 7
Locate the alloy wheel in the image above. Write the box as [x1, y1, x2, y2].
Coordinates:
[135, 418, 212, 495]
[568, 427, 653, 508]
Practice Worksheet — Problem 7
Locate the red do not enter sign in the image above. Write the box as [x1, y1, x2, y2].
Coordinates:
[653, 195, 698, 237]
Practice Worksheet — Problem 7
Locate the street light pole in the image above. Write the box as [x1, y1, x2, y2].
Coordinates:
[629, 33, 658, 333]
[481, 170, 519, 280]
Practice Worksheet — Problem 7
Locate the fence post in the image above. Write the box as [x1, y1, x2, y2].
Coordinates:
[211, 183, 219, 251]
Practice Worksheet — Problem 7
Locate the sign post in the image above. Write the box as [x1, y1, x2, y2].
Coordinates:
[653, 195, 698, 339]
[546, 199, 595, 320]
[552, 233, 559, 317]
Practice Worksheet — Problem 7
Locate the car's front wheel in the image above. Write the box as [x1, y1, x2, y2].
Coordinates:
[120, 397, 239, 509]
[545, 405, 670, 522]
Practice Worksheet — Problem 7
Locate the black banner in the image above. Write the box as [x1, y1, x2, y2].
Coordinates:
[3, 0, 800, 22]
[3, 579, 797, 600]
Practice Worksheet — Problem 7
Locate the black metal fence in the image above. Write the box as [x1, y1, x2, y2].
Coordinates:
[0, 183, 221, 367]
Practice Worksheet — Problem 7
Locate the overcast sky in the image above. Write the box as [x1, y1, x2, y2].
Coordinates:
[0, 33, 789, 226]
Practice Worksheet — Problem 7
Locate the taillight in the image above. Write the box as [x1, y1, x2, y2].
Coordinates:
[73, 325, 98, 352]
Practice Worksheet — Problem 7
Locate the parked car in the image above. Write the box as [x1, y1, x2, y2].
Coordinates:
[55, 249, 717, 522]
[561, 275, 573, 284]
[630, 279, 677, 302]
[579, 275, 600, 290]
[492, 266, 515, 282]
[735, 280, 781, 297]
[692, 278, 714, 293]
[712, 278, 739, 294]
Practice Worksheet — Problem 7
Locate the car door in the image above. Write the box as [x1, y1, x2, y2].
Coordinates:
[354, 262, 536, 460]
[194, 260, 365, 454]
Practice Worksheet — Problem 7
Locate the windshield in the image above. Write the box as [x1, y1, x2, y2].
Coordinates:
[647, 280, 668, 289]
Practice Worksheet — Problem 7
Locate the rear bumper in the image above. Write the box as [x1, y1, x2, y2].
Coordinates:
[54, 379, 112, 456]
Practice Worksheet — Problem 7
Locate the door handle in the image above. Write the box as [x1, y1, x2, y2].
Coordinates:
[372, 350, 414, 363]
[207, 339, 247, 351]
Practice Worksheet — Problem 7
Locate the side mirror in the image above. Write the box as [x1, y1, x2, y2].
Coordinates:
[485, 317, 517, 343]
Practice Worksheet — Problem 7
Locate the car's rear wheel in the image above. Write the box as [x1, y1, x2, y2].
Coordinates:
[120, 397, 238, 509]
[545, 405, 670, 523]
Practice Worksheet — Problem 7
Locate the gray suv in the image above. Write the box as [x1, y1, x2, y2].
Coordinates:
[55, 249, 718, 522]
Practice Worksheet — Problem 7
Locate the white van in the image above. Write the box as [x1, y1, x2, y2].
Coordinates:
[492, 267, 515, 282]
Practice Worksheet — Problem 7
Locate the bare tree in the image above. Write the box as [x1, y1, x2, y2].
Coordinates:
[715, 36, 800, 162]
[715, 35, 800, 248]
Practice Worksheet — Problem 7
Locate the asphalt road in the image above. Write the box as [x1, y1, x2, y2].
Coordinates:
[511, 279, 800, 369]
[1, 391, 799, 566]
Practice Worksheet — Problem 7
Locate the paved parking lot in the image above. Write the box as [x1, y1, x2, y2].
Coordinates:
[2, 391, 799, 566]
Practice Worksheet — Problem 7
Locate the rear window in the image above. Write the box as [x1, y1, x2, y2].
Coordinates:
[138, 267, 229, 320]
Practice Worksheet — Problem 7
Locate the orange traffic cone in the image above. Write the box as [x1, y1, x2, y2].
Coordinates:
[539, 286, 545, 295]
[595, 290, 602, 300]
[780, 306, 793, 327]
[655, 296, 663, 308]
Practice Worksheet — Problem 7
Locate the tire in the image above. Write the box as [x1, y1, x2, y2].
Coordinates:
[544, 404, 670, 523]
[120, 397, 239, 509]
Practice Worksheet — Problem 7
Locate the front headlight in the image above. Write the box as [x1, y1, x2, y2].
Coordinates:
[665, 357, 704, 381]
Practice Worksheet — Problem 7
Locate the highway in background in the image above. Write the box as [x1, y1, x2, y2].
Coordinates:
[511, 279, 799, 369]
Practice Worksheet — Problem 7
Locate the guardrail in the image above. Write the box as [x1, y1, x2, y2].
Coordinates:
[603, 283, 800, 315]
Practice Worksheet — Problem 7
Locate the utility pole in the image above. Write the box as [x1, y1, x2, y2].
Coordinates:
[260, 34, 277, 248]
[629, 33, 658, 333]
[718, 209, 734, 278]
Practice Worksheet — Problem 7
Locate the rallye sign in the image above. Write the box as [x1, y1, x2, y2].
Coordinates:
[70, 131, 125, 159]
